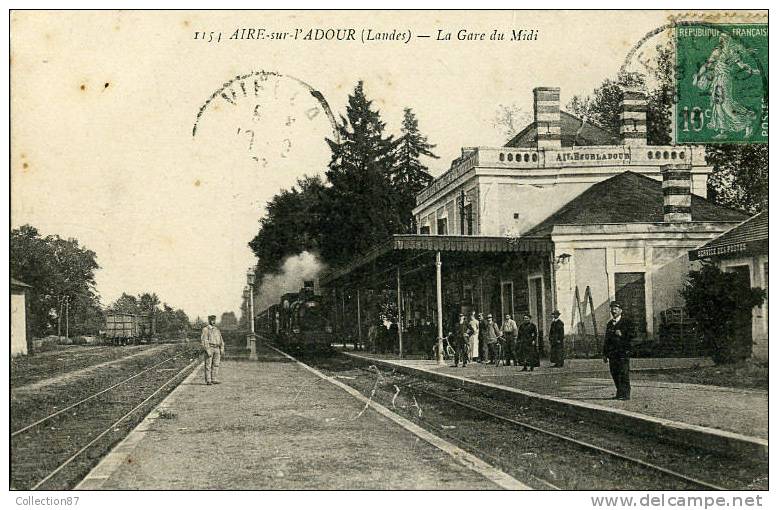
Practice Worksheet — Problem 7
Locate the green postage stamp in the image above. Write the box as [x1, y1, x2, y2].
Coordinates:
[675, 24, 768, 144]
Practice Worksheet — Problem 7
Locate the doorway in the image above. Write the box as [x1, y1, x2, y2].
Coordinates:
[528, 276, 545, 356]
[614, 272, 647, 337]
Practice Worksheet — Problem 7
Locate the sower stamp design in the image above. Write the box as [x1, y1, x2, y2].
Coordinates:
[675, 24, 768, 143]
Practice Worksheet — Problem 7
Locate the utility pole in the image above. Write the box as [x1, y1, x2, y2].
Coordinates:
[65, 296, 70, 340]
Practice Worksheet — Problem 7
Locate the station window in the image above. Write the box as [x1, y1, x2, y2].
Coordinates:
[437, 218, 448, 235]
[463, 203, 474, 235]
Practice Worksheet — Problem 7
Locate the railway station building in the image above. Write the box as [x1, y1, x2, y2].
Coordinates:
[321, 87, 748, 356]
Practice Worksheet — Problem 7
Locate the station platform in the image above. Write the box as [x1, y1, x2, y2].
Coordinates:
[345, 352, 768, 458]
[77, 346, 525, 490]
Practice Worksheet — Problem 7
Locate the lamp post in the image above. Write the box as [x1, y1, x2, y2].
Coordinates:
[243, 287, 250, 347]
[247, 268, 257, 361]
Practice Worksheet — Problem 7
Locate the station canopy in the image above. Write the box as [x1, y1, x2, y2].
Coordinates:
[320, 234, 552, 288]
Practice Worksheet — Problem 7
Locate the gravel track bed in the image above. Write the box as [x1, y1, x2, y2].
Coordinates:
[11, 344, 171, 388]
[11, 344, 192, 430]
[10, 344, 201, 490]
[299, 352, 767, 491]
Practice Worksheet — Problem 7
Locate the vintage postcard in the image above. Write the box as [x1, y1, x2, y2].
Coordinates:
[8, 8, 769, 501]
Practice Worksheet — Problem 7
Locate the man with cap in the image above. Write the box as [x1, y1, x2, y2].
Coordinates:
[603, 302, 634, 400]
[501, 314, 519, 366]
[483, 313, 502, 364]
[549, 310, 565, 367]
[452, 312, 470, 367]
[201, 315, 225, 385]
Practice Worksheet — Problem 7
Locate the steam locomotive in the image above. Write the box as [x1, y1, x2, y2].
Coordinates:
[255, 281, 334, 352]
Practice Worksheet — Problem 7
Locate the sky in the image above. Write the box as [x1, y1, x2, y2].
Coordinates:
[10, 10, 679, 320]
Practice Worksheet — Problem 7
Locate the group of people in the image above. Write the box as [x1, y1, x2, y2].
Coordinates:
[200, 300, 633, 400]
[449, 310, 566, 370]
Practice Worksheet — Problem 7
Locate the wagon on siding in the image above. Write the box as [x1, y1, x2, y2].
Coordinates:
[104, 312, 155, 345]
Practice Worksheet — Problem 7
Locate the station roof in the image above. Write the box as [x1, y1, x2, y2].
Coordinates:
[320, 234, 552, 286]
[526, 171, 749, 237]
[689, 211, 768, 261]
[11, 277, 31, 291]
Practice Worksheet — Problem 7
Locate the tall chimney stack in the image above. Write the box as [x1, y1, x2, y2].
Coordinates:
[533, 87, 561, 150]
[620, 89, 648, 146]
[661, 164, 692, 222]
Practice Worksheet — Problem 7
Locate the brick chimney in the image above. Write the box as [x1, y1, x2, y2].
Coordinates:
[620, 89, 648, 146]
[533, 87, 561, 149]
[661, 164, 692, 222]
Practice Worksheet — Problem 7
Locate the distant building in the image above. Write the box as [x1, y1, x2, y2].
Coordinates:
[323, 87, 749, 355]
[11, 278, 31, 356]
[690, 212, 768, 359]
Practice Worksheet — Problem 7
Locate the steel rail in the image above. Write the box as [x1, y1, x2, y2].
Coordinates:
[12, 348, 195, 437]
[30, 358, 200, 490]
[410, 385, 729, 491]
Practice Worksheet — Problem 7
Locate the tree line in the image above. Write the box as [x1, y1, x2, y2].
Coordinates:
[11, 225, 194, 339]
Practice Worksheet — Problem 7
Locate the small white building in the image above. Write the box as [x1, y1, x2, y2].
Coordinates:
[11, 277, 31, 356]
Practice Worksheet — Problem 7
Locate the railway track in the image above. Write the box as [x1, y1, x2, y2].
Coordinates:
[11, 345, 201, 490]
[406, 382, 727, 490]
[295, 351, 763, 490]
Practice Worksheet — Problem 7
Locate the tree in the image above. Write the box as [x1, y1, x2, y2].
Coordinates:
[248, 175, 325, 275]
[10, 225, 101, 337]
[392, 108, 437, 232]
[705, 145, 768, 214]
[681, 264, 765, 364]
[319, 81, 400, 267]
[154, 303, 191, 339]
[493, 103, 533, 141]
[567, 42, 766, 212]
[219, 311, 238, 330]
[110, 293, 140, 314]
[138, 292, 160, 315]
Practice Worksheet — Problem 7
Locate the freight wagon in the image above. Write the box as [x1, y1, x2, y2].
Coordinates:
[104, 312, 155, 345]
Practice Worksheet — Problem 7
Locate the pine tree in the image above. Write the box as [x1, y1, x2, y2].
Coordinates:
[320, 81, 399, 266]
[392, 108, 438, 232]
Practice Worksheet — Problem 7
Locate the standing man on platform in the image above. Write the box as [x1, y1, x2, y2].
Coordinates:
[501, 314, 519, 366]
[549, 310, 565, 367]
[603, 302, 633, 400]
[201, 315, 225, 385]
[453, 313, 470, 368]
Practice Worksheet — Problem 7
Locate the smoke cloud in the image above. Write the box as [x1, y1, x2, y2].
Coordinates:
[254, 251, 326, 312]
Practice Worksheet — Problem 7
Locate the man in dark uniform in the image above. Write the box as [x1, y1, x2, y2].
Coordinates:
[452, 313, 470, 367]
[549, 310, 565, 367]
[603, 302, 633, 400]
[517, 314, 539, 371]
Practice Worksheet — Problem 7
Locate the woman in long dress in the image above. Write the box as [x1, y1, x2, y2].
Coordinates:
[468, 311, 480, 363]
